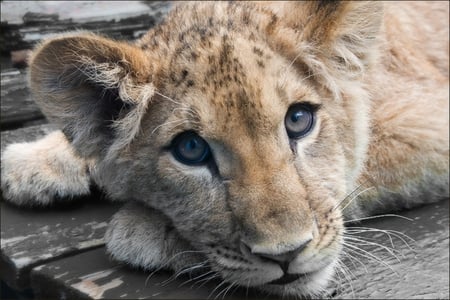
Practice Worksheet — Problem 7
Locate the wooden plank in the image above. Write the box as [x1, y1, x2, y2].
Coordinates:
[335, 199, 449, 299]
[0, 199, 121, 291]
[0, 125, 122, 290]
[0, 1, 171, 52]
[30, 247, 267, 300]
[29, 200, 449, 299]
[0, 70, 46, 130]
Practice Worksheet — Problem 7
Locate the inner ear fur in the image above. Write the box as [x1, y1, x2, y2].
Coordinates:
[263, 1, 383, 97]
[29, 32, 155, 158]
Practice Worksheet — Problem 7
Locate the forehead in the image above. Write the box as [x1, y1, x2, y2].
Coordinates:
[162, 33, 315, 141]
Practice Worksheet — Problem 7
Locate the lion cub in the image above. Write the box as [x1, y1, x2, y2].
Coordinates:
[1, 1, 448, 298]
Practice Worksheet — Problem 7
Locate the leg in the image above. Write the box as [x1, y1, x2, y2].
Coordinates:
[105, 201, 206, 274]
[1, 131, 91, 206]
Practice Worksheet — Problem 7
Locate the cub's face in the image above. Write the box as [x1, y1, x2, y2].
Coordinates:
[109, 23, 351, 298]
[30, 2, 381, 297]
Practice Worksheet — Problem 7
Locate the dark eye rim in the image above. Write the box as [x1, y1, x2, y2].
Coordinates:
[285, 102, 319, 139]
[170, 130, 212, 166]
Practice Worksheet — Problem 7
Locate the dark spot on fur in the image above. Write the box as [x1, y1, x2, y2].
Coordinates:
[199, 28, 207, 41]
[187, 80, 195, 87]
[266, 13, 278, 34]
[178, 32, 185, 42]
[242, 10, 250, 25]
[322, 231, 340, 250]
[253, 46, 264, 57]
[256, 60, 265, 68]
[190, 51, 198, 61]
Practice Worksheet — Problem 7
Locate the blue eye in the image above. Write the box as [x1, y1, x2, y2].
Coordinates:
[171, 131, 211, 165]
[285, 104, 315, 139]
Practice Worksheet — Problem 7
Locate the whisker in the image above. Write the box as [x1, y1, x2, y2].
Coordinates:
[161, 261, 208, 287]
[333, 184, 364, 212]
[345, 227, 415, 251]
[346, 234, 399, 256]
[344, 233, 403, 254]
[191, 273, 221, 289]
[340, 187, 376, 212]
[341, 251, 368, 273]
[342, 242, 398, 276]
[335, 259, 355, 297]
[179, 269, 215, 287]
[216, 281, 236, 300]
[344, 214, 414, 223]
[208, 279, 228, 299]
[228, 282, 242, 299]
[343, 238, 402, 263]
[333, 178, 373, 211]
[155, 90, 182, 105]
[144, 250, 206, 286]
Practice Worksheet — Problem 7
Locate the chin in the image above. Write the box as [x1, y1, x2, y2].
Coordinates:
[257, 261, 336, 299]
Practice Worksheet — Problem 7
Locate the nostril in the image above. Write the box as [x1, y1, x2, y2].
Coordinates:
[291, 237, 312, 256]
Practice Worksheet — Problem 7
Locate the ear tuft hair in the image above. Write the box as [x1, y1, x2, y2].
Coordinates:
[29, 32, 155, 158]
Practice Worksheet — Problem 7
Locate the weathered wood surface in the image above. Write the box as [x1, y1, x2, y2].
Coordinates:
[0, 200, 121, 291]
[0, 1, 171, 53]
[31, 248, 267, 300]
[0, 70, 45, 130]
[24, 199, 450, 299]
[0, 125, 122, 291]
[335, 199, 449, 299]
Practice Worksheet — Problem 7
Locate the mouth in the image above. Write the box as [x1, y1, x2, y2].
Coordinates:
[267, 272, 309, 285]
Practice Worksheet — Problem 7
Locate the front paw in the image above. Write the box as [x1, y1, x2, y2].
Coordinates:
[105, 202, 205, 274]
[1, 131, 90, 206]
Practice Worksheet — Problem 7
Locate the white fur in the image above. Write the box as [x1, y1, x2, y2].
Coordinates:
[1, 131, 90, 206]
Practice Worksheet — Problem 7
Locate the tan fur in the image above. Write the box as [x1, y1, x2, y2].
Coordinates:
[1, 1, 448, 298]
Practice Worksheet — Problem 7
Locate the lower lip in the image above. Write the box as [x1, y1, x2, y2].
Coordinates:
[268, 272, 310, 285]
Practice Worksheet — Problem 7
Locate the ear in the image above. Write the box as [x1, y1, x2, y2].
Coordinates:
[29, 32, 155, 158]
[263, 1, 383, 93]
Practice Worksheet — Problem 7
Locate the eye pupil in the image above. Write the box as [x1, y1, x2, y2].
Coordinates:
[172, 131, 211, 165]
[185, 139, 198, 151]
[291, 111, 302, 123]
[285, 104, 315, 139]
